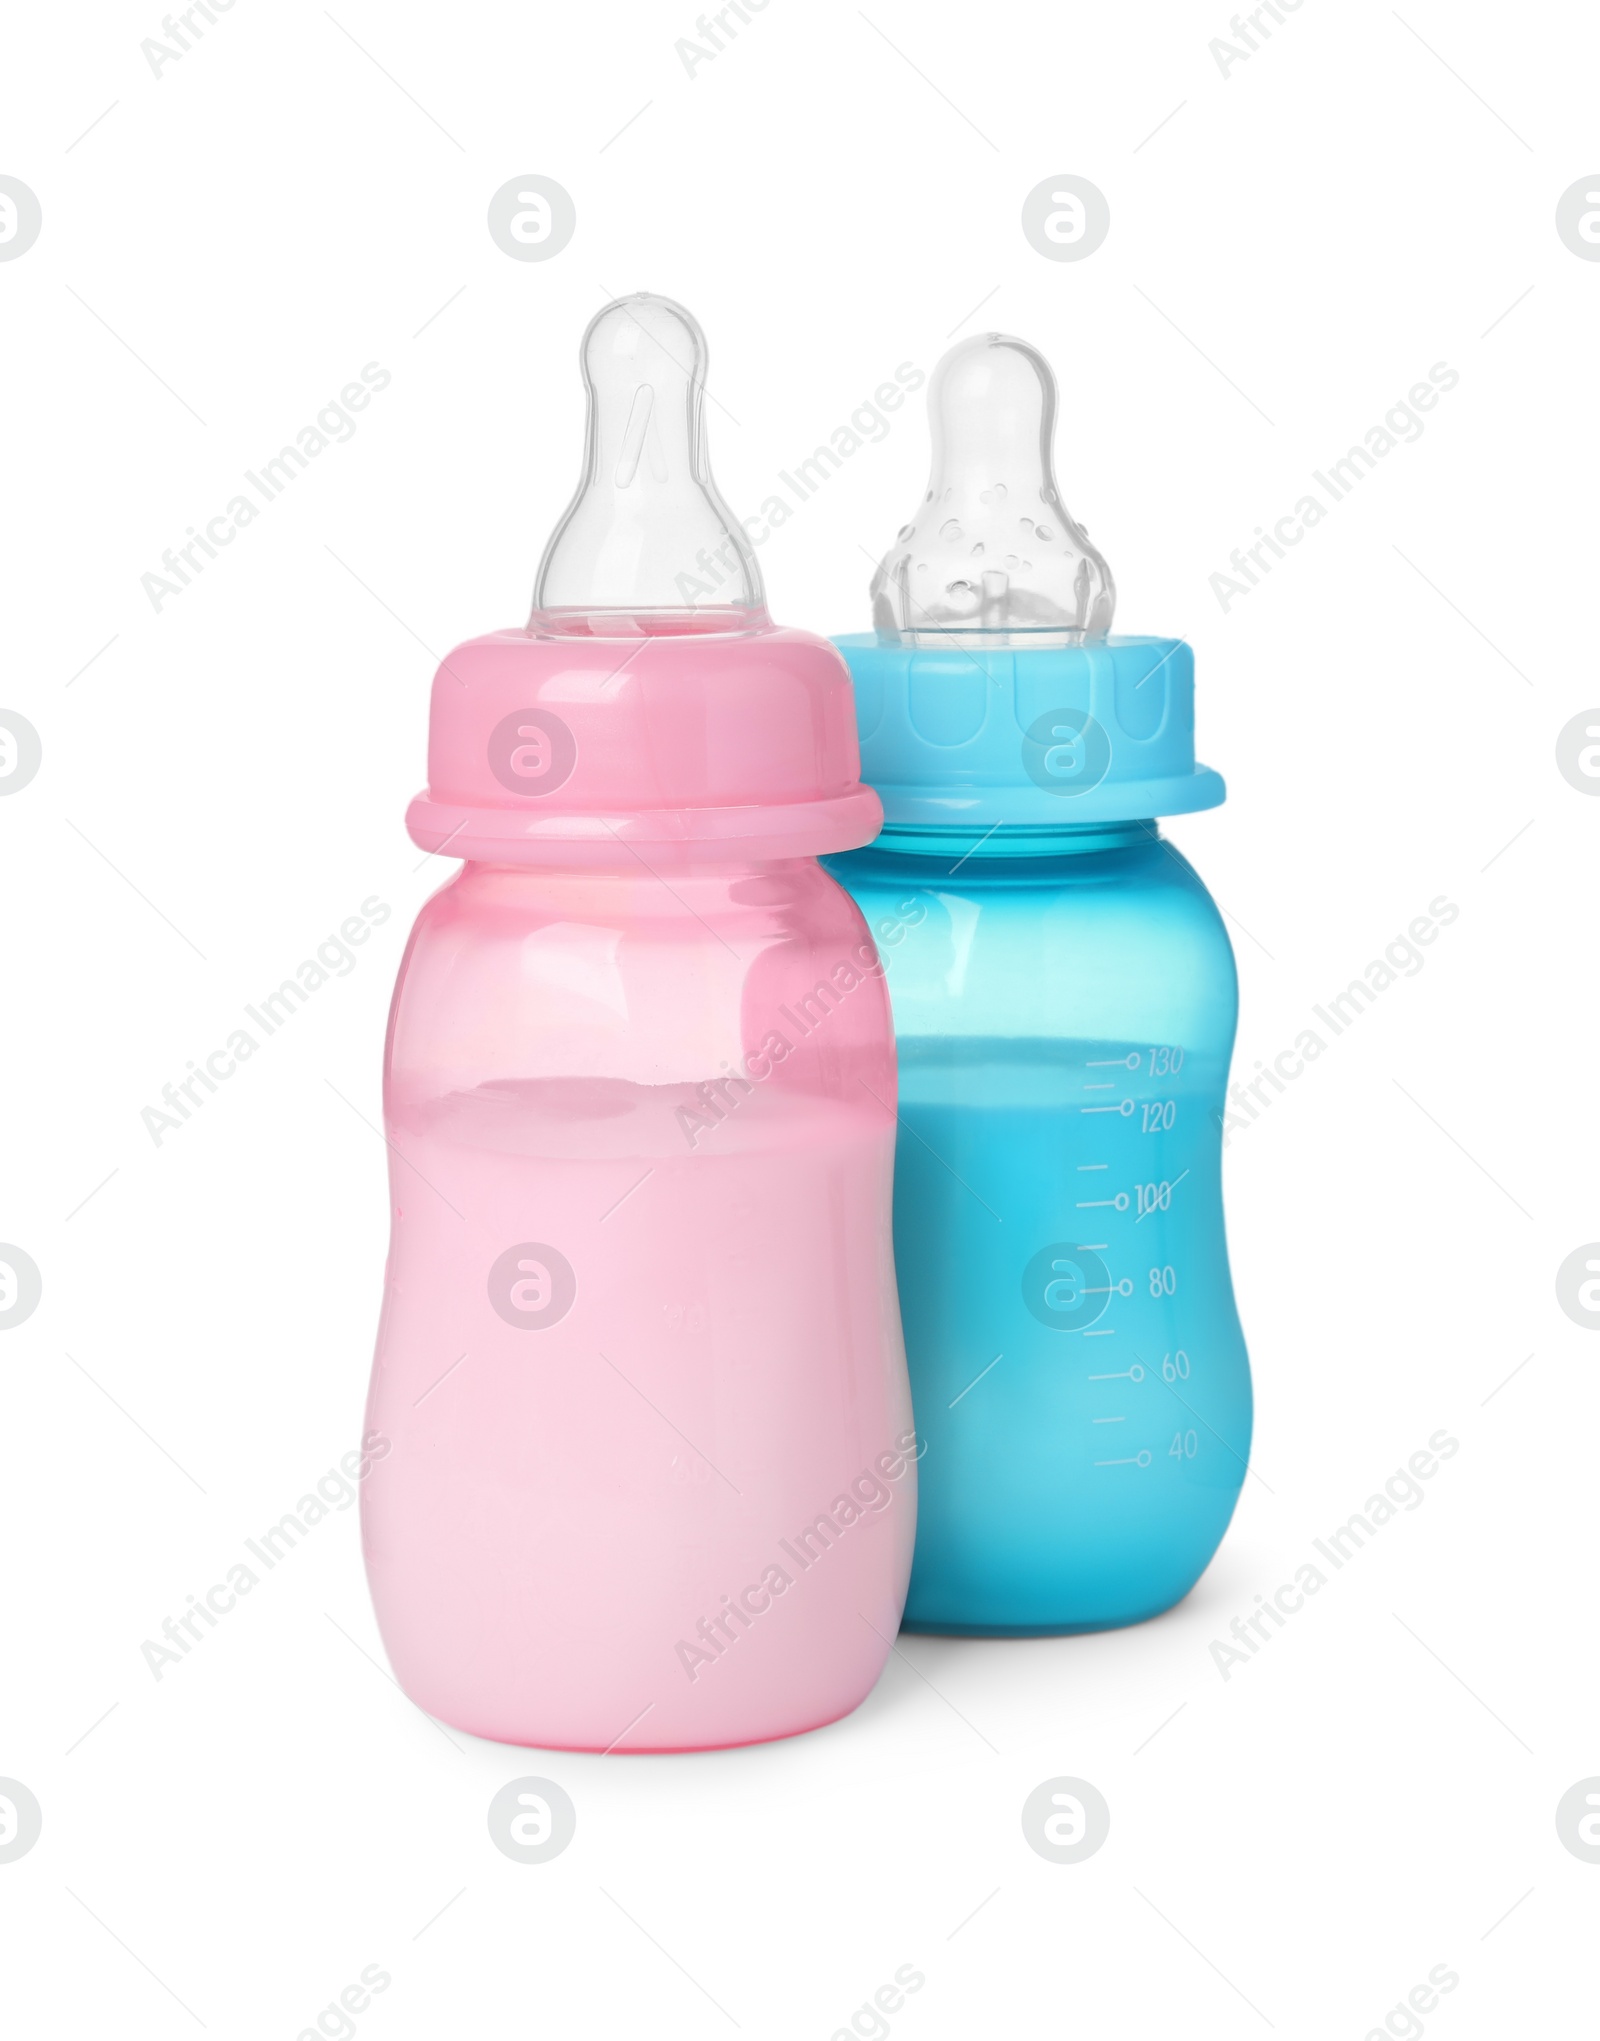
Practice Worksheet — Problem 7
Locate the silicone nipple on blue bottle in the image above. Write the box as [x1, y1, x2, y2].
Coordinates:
[871, 333, 1115, 647]
[532, 292, 766, 638]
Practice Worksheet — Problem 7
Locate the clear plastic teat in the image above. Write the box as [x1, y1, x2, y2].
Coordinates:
[531, 293, 766, 638]
[871, 333, 1114, 647]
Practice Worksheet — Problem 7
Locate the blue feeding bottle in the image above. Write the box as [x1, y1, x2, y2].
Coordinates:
[824, 333, 1251, 1636]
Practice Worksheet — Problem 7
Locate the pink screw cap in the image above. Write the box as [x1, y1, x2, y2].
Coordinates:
[405, 294, 882, 866]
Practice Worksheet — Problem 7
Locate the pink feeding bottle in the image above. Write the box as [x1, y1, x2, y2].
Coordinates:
[360, 294, 915, 1751]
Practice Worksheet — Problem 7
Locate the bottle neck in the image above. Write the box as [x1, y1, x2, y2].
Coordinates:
[462, 852, 817, 881]
[866, 819, 1160, 860]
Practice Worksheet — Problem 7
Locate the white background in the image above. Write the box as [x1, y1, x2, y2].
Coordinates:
[3, 0, 1596, 2034]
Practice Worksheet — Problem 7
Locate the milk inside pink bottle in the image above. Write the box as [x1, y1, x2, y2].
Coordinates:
[361, 294, 915, 1751]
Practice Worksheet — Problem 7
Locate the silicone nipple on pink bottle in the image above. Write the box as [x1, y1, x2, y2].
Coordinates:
[531, 292, 766, 638]
[870, 332, 1115, 647]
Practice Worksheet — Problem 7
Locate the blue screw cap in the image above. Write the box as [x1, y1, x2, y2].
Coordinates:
[834, 633, 1225, 828]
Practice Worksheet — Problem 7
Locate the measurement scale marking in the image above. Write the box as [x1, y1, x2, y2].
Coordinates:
[1134, 1168, 1190, 1226]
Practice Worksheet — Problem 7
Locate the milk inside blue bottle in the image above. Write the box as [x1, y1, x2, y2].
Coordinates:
[824, 333, 1252, 1634]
